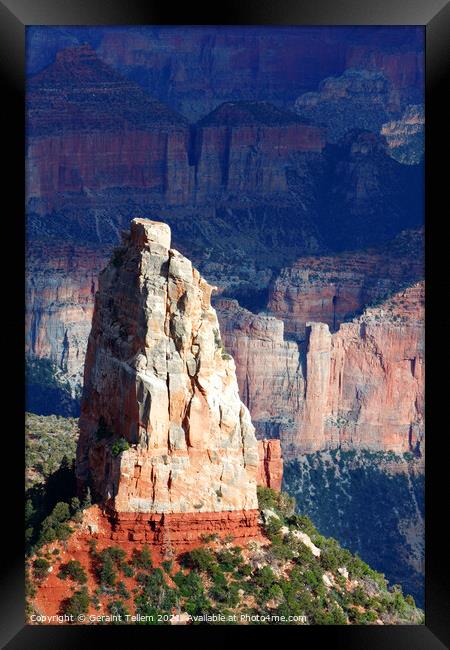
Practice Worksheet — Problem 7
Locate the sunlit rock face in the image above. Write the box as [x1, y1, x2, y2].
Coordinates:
[76, 218, 260, 515]
[217, 282, 424, 458]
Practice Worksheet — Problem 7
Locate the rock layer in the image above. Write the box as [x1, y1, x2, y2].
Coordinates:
[215, 298, 302, 438]
[194, 102, 324, 198]
[77, 218, 260, 516]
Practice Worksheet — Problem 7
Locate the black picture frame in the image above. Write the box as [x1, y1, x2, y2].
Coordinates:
[2, 1, 448, 647]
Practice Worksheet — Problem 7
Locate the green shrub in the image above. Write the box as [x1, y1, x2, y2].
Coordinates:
[351, 586, 369, 607]
[32, 558, 50, 582]
[173, 570, 202, 598]
[122, 564, 134, 578]
[288, 513, 317, 537]
[236, 563, 252, 578]
[264, 516, 283, 539]
[99, 554, 117, 589]
[161, 560, 173, 574]
[38, 501, 73, 546]
[173, 571, 211, 617]
[108, 599, 130, 622]
[216, 547, 244, 572]
[257, 486, 279, 511]
[131, 546, 153, 571]
[111, 438, 130, 457]
[405, 594, 416, 607]
[95, 546, 127, 589]
[116, 580, 130, 600]
[60, 586, 90, 618]
[135, 568, 177, 614]
[58, 560, 87, 584]
[180, 547, 217, 573]
[253, 566, 276, 590]
[314, 605, 347, 625]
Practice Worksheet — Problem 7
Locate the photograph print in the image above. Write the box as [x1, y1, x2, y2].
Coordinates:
[25, 25, 425, 626]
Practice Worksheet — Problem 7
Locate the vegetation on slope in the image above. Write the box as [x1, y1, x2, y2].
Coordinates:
[27, 486, 423, 625]
[283, 450, 425, 607]
[24, 415, 423, 624]
[25, 413, 83, 555]
[25, 413, 79, 488]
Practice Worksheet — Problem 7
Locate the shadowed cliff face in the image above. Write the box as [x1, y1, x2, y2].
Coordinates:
[28, 27, 423, 116]
[77, 218, 261, 515]
[26, 45, 423, 251]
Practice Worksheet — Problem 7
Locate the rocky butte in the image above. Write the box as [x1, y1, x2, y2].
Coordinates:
[76, 218, 282, 546]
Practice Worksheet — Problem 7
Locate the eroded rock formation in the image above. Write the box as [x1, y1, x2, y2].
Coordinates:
[76, 218, 263, 526]
[194, 102, 324, 198]
[215, 298, 302, 438]
[27, 45, 191, 207]
[381, 104, 424, 164]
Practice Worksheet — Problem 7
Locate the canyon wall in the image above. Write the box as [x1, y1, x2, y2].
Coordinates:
[194, 103, 324, 198]
[215, 298, 302, 437]
[381, 104, 424, 165]
[25, 42, 424, 462]
[96, 27, 349, 120]
[28, 27, 422, 121]
[77, 218, 261, 516]
[25, 243, 110, 389]
[27, 46, 324, 210]
[268, 229, 424, 340]
[287, 282, 424, 455]
[218, 282, 424, 457]
[26, 237, 424, 459]
[27, 45, 192, 207]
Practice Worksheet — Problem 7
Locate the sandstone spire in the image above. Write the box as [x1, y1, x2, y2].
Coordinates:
[76, 218, 260, 516]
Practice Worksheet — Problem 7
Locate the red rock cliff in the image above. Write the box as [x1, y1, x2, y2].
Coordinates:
[27, 45, 192, 207]
[215, 298, 302, 436]
[194, 102, 325, 198]
[257, 440, 283, 491]
[218, 283, 424, 457]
